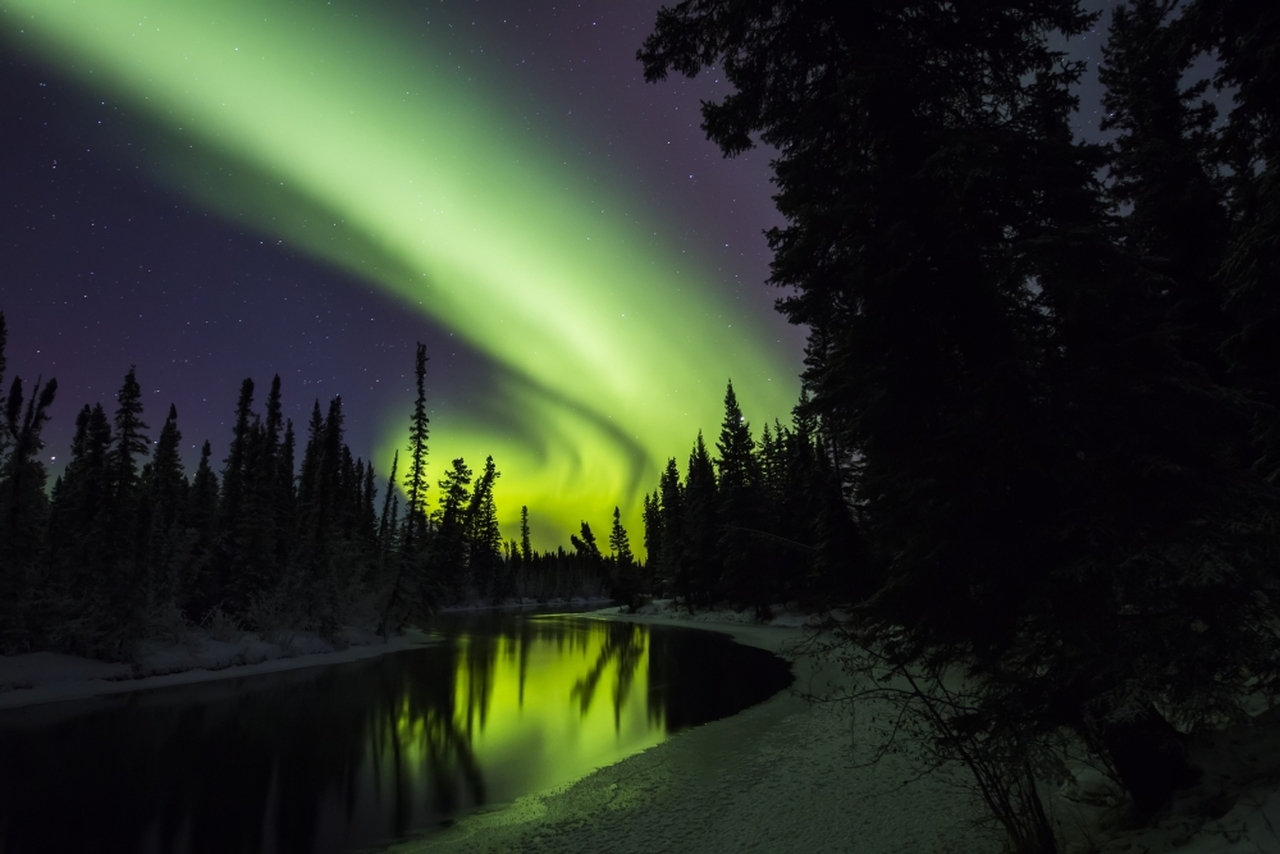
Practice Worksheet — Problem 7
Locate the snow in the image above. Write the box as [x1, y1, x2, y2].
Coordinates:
[0, 598, 612, 712]
[0, 625, 432, 711]
[5, 599, 1279, 853]
[389, 600, 1280, 854]
[390, 601, 1001, 854]
[439, 596, 615, 613]
[1053, 707, 1280, 854]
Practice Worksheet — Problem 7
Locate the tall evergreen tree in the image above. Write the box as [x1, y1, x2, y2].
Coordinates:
[570, 520, 603, 568]
[641, 0, 1280, 823]
[186, 440, 220, 614]
[1099, 0, 1232, 384]
[274, 418, 297, 575]
[0, 372, 56, 647]
[468, 456, 503, 601]
[519, 505, 532, 562]
[140, 404, 188, 609]
[608, 506, 640, 609]
[107, 365, 147, 482]
[220, 379, 287, 613]
[46, 403, 114, 653]
[297, 400, 325, 528]
[1185, 0, 1280, 479]
[383, 346, 434, 628]
[640, 490, 662, 595]
[431, 456, 473, 597]
[189, 441, 220, 552]
[655, 458, 685, 603]
[683, 432, 719, 607]
[609, 506, 634, 567]
[102, 368, 151, 646]
[402, 343, 430, 552]
[377, 449, 400, 564]
[292, 396, 348, 630]
[714, 381, 766, 614]
[219, 378, 255, 534]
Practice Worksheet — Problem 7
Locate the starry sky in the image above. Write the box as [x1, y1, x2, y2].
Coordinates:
[1, 0, 1122, 550]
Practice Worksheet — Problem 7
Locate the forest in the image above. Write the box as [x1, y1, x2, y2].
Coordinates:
[0, 304, 851, 662]
[635, 0, 1280, 848]
[0, 333, 644, 659]
[2, 0, 1279, 848]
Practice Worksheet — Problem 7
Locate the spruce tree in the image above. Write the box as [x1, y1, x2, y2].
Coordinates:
[519, 505, 532, 562]
[682, 433, 718, 607]
[253, 375, 286, 591]
[1099, 0, 1232, 384]
[655, 458, 685, 604]
[140, 404, 187, 610]
[109, 367, 150, 504]
[431, 456, 473, 597]
[102, 368, 151, 646]
[714, 382, 766, 614]
[46, 403, 114, 652]
[377, 449, 400, 564]
[609, 506, 634, 567]
[570, 521, 603, 565]
[402, 343, 430, 552]
[292, 396, 346, 630]
[274, 418, 297, 574]
[189, 441, 220, 553]
[359, 459, 378, 559]
[383, 345, 433, 627]
[641, 0, 1279, 823]
[1185, 0, 1280, 479]
[186, 440, 221, 614]
[608, 506, 640, 609]
[0, 372, 56, 647]
[640, 490, 662, 595]
[219, 378, 255, 534]
[297, 400, 325, 529]
[467, 456, 503, 601]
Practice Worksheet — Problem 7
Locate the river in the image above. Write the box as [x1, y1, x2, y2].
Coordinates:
[0, 612, 792, 853]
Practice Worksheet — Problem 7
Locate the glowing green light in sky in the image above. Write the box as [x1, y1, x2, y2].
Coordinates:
[2, 0, 800, 549]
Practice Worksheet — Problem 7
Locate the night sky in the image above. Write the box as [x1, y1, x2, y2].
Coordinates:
[1, 0, 1120, 550]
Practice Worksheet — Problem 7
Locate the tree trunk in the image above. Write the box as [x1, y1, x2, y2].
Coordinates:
[1099, 704, 1201, 821]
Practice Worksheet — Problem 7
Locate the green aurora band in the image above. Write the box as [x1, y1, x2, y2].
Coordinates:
[2, 0, 800, 550]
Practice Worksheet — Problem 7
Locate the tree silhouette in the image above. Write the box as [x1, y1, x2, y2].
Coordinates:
[402, 343, 430, 552]
[641, 0, 1280, 828]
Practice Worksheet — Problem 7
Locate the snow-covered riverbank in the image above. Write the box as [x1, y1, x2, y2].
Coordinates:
[5, 601, 1278, 853]
[0, 626, 435, 711]
[0, 597, 615, 712]
[396, 602, 1280, 854]
[396, 605, 1001, 854]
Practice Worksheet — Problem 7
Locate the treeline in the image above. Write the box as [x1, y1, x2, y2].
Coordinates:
[640, 0, 1280, 845]
[0, 331, 625, 658]
[640, 381, 858, 617]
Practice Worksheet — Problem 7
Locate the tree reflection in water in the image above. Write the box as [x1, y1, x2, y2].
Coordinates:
[0, 615, 790, 853]
[569, 620, 648, 728]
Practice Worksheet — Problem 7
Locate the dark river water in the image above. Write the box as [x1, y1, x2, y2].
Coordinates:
[0, 614, 792, 853]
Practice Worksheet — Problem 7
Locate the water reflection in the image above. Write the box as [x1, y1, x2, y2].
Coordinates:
[0, 616, 791, 854]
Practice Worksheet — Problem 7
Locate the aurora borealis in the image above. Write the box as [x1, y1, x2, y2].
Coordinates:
[0, 0, 806, 548]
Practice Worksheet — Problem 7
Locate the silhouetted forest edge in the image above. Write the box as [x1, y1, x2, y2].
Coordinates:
[631, 0, 1280, 851]
[0, 330, 652, 665]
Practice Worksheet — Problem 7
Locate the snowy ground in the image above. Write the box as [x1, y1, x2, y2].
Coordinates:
[0, 596, 611, 712]
[0, 625, 434, 710]
[393, 602, 1003, 854]
[393, 600, 1280, 854]
[4, 600, 1279, 852]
